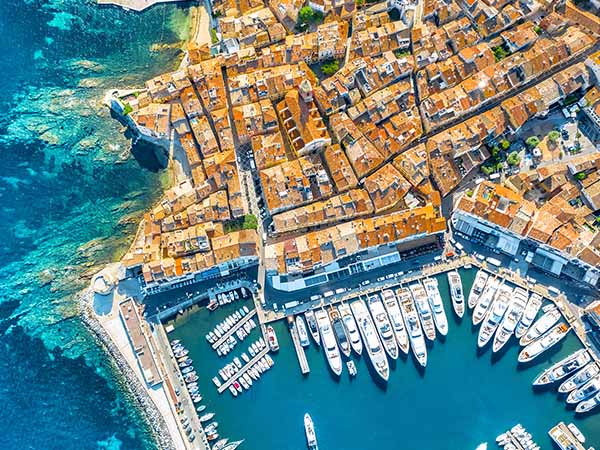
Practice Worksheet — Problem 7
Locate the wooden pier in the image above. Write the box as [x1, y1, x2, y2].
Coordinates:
[549, 422, 586, 450]
[288, 319, 310, 375]
[216, 347, 269, 394]
[212, 309, 257, 350]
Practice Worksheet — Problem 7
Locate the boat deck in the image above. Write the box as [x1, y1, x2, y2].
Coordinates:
[549, 422, 586, 450]
[211, 309, 257, 350]
[216, 347, 269, 394]
[288, 320, 310, 375]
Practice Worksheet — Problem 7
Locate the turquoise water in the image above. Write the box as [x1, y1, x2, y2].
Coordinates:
[0, 1, 192, 448]
[169, 268, 600, 450]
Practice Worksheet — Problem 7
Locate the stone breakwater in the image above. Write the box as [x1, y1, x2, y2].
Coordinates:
[78, 290, 176, 450]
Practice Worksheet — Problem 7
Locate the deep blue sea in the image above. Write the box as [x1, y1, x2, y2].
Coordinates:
[0, 1, 192, 449]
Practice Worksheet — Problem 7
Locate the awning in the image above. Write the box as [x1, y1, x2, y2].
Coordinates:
[496, 234, 520, 256]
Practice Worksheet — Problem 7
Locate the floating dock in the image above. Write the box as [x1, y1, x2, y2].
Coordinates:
[217, 347, 269, 394]
[549, 422, 587, 450]
[212, 309, 257, 350]
[288, 318, 310, 375]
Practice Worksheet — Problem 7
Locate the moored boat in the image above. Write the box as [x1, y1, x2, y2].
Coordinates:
[221, 440, 244, 450]
[367, 294, 399, 360]
[447, 270, 464, 318]
[315, 309, 343, 376]
[472, 277, 500, 326]
[515, 293, 543, 339]
[304, 413, 318, 450]
[519, 307, 561, 347]
[397, 287, 427, 367]
[381, 290, 410, 355]
[338, 302, 362, 355]
[559, 363, 600, 394]
[266, 325, 279, 352]
[468, 270, 488, 309]
[329, 307, 351, 357]
[576, 389, 600, 413]
[296, 315, 310, 348]
[570, 376, 600, 405]
[351, 299, 389, 381]
[304, 310, 320, 346]
[492, 287, 527, 353]
[518, 323, 570, 363]
[409, 282, 436, 341]
[478, 284, 512, 348]
[422, 278, 448, 336]
[533, 349, 591, 386]
[347, 360, 357, 376]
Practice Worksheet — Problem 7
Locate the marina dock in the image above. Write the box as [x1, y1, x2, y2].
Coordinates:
[211, 309, 257, 350]
[549, 422, 587, 450]
[217, 347, 269, 394]
[288, 319, 310, 375]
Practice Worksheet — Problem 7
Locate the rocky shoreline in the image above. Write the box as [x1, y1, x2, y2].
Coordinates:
[78, 290, 176, 450]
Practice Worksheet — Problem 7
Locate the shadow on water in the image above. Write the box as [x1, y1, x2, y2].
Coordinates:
[361, 355, 389, 391]
[516, 341, 567, 373]
[490, 341, 512, 364]
[130, 139, 166, 172]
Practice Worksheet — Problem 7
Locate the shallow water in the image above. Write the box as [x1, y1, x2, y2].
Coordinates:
[169, 268, 600, 450]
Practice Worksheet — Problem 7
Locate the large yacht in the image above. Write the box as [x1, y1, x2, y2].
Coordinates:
[559, 363, 600, 394]
[478, 285, 512, 348]
[515, 293, 543, 339]
[519, 307, 561, 346]
[295, 315, 310, 348]
[304, 413, 318, 450]
[447, 270, 464, 318]
[397, 287, 427, 367]
[422, 278, 448, 336]
[533, 349, 591, 386]
[381, 290, 410, 355]
[575, 389, 600, 413]
[329, 307, 351, 357]
[304, 310, 321, 346]
[472, 277, 500, 326]
[570, 376, 600, 406]
[315, 309, 343, 376]
[351, 299, 389, 381]
[409, 282, 436, 341]
[367, 294, 399, 360]
[338, 302, 362, 355]
[518, 322, 570, 363]
[468, 270, 489, 309]
[492, 287, 527, 353]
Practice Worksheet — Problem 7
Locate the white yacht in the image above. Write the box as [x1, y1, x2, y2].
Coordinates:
[296, 315, 310, 348]
[572, 376, 600, 406]
[409, 282, 436, 341]
[381, 289, 410, 355]
[367, 294, 399, 360]
[473, 277, 500, 326]
[351, 299, 389, 381]
[515, 293, 543, 339]
[315, 309, 343, 376]
[533, 349, 591, 386]
[468, 270, 489, 309]
[447, 270, 465, 318]
[338, 302, 363, 355]
[576, 389, 600, 413]
[397, 287, 427, 367]
[559, 363, 600, 394]
[492, 287, 527, 353]
[518, 322, 570, 363]
[519, 307, 561, 346]
[423, 278, 448, 336]
[304, 310, 321, 346]
[329, 307, 351, 358]
[304, 413, 318, 450]
[478, 285, 512, 348]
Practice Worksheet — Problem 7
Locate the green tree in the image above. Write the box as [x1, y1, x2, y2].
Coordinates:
[500, 139, 510, 150]
[122, 103, 133, 115]
[298, 6, 315, 23]
[575, 172, 587, 181]
[534, 25, 542, 34]
[547, 130, 560, 144]
[526, 136, 540, 148]
[492, 46, 509, 62]
[507, 151, 521, 166]
[321, 59, 340, 76]
[210, 28, 219, 44]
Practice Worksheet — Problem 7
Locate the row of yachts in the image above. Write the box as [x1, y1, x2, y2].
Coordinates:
[468, 270, 570, 362]
[533, 348, 600, 413]
[295, 272, 464, 381]
[207, 287, 250, 311]
[204, 306, 256, 356]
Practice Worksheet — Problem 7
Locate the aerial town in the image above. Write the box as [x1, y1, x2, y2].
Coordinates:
[86, 0, 600, 448]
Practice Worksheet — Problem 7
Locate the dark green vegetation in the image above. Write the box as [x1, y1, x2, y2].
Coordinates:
[224, 214, 259, 233]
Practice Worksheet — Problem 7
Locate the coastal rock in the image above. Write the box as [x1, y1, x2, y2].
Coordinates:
[38, 269, 55, 287]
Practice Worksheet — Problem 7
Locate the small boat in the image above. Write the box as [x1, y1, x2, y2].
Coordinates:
[351, 299, 389, 381]
[241, 353, 249, 363]
[179, 358, 193, 368]
[381, 290, 410, 355]
[422, 278, 448, 336]
[233, 381, 242, 393]
[196, 405, 206, 412]
[212, 439, 229, 450]
[207, 433, 219, 441]
[338, 302, 362, 355]
[533, 349, 591, 386]
[185, 374, 198, 383]
[468, 270, 488, 309]
[576, 390, 600, 413]
[347, 360, 357, 376]
[571, 376, 600, 405]
[367, 293, 399, 359]
[397, 287, 427, 367]
[409, 282, 436, 341]
[492, 287, 527, 353]
[174, 348, 189, 358]
[212, 377, 222, 388]
[519, 307, 561, 346]
[304, 413, 318, 450]
[315, 309, 343, 376]
[559, 363, 600, 393]
[296, 315, 311, 348]
[473, 278, 500, 326]
[170, 340, 181, 347]
[447, 270, 465, 318]
[207, 301, 218, 311]
[266, 325, 279, 352]
[229, 385, 238, 397]
[182, 366, 194, 375]
[221, 440, 244, 450]
[233, 357, 242, 369]
[239, 376, 249, 390]
[518, 323, 570, 363]
[568, 423, 585, 443]
[192, 395, 203, 403]
[305, 310, 321, 346]
[329, 308, 351, 357]
[199, 413, 215, 422]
